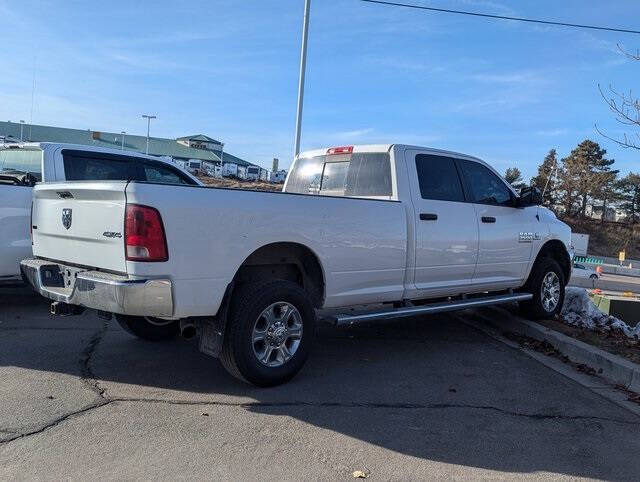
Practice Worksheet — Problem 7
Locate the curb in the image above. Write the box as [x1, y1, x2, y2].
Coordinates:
[469, 307, 640, 393]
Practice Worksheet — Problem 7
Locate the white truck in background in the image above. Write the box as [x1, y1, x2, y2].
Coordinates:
[0, 143, 199, 285]
[21, 144, 572, 386]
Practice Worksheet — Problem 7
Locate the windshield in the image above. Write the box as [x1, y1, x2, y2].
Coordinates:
[0, 148, 43, 181]
[285, 152, 392, 198]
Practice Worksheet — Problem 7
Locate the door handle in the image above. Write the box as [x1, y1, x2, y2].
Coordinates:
[420, 213, 438, 221]
[481, 216, 496, 223]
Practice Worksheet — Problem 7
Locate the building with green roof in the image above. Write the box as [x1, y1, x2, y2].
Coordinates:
[0, 121, 253, 167]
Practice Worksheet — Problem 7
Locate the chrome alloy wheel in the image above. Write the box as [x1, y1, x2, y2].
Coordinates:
[252, 302, 303, 367]
[541, 272, 561, 312]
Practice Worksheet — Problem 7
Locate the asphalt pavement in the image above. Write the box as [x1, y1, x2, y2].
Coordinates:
[571, 271, 640, 294]
[1, 287, 639, 480]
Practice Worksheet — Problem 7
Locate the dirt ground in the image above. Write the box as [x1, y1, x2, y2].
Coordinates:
[500, 303, 640, 364]
[197, 175, 283, 192]
[536, 317, 640, 364]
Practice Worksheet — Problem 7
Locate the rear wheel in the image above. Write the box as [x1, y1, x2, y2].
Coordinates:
[220, 280, 315, 387]
[114, 314, 179, 341]
[519, 258, 565, 320]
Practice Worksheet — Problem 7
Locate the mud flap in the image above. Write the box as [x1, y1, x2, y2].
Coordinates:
[197, 282, 234, 358]
[198, 318, 224, 358]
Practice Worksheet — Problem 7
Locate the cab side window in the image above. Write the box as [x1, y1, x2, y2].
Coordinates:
[143, 162, 194, 185]
[415, 154, 464, 202]
[459, 159, 513, 207]
[63, 152, 134, 181]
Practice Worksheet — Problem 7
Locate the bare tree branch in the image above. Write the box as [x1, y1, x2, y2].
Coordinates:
[595, 124, 640, 150]
[617, 43, 640, 61]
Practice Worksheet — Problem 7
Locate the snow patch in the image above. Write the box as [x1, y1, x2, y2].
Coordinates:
[561, 287, 640, 339]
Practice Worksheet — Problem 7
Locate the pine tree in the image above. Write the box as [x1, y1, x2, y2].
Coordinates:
[504, 167, 527, 191]
[559, 140, 615, 218]
[530, 149, 558, 207]
[617, 173, 640, 223]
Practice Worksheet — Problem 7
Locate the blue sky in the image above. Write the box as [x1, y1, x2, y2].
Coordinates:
[2, 0, 640, 177]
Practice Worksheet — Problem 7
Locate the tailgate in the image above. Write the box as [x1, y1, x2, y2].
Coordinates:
[32, 182, 128, 273]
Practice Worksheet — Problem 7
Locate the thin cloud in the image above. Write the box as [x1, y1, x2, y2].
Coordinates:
[335, 128, 375, 140]
[536, 128, 568, 137]
[470, 71, 545, 84]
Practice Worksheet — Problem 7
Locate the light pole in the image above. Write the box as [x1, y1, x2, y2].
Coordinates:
[294, 0, 311, 157]
[19, 120, 25, 142]
[141, 114, 156, 154]
[121, 131, 126, 150]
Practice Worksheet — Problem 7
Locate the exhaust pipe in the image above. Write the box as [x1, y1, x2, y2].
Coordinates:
[50, 301, 85, 316]
[179, 320, 197, 340]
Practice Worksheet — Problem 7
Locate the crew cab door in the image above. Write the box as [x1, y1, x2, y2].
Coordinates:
[456, 159, 534, 287]
[405, 151, 479, 295]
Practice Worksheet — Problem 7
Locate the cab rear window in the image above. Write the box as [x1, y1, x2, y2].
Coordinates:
[286, 152, 392, 198]
[0, 148, 43, 181]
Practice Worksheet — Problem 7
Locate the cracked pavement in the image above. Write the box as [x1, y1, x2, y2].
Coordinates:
[1, 287, 639, 480]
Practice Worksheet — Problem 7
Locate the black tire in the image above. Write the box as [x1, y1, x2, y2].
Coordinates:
[114, 314, 179, 341]
[220, 280, 316, 387]
[590, 274, 598, 280]
[519, 258, 565, 320]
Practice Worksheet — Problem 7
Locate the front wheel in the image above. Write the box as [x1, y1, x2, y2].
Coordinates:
[220, 280, 316, 387]
[114, 314, 179, 341]
[519, 258, 565, 320]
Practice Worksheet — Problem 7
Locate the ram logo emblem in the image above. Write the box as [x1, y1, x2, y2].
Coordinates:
[519, 232, 540, 243]
[62, 208, 72, 230]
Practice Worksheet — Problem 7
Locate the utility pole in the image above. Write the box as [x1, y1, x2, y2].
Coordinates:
[141, 114, 156, 154]
[121, 131, 126, 150]
[19, 120, 25, 142]
[294, 0, 311, 158]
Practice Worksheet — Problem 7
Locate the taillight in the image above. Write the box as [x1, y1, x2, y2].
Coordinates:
[327, 146, 353, 155]
[124, 204, 168, 262]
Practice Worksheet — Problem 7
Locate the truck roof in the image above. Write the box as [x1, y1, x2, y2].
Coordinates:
[297, 144, 485, 164]
[1, 142, 164, 161]
[295, 143, 515, 196]
[0, 141, 201, 185]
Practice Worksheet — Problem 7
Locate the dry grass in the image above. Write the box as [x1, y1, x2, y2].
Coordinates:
[561, 216, 640, 259]
[197, 176, 283, 193]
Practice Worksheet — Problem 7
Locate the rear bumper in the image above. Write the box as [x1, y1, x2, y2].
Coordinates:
[20, 257, 173, 317]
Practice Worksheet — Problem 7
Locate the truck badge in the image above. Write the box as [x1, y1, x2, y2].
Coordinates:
[518, 232, 540, 243]
[62, 208, 72, 230]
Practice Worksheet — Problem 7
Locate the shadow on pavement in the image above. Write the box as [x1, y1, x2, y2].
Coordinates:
[2, 287, 639, 479]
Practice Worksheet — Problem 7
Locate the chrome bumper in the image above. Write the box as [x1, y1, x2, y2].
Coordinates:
[20, 257, 173, 317]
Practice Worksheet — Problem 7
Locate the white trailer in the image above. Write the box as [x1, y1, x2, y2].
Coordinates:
[237, 165, 248, 180]
[222, 163, 238, 178]
[571, 233, 589, 257]
[246, 166, 260, 181]
[270, 170, 287, 183]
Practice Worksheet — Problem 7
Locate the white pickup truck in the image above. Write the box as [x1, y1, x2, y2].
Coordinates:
[21, 144, 572, 386]
[0, 142, 199, 285]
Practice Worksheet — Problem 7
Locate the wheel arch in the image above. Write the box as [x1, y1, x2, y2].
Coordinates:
[232, 241, 326, 308]
[527, 239, 571, 286]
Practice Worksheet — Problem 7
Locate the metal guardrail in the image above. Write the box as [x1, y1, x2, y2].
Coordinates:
[573, 256, 605, 265]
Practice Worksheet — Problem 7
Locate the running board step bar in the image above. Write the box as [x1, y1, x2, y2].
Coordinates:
[333, 293, 533, 326]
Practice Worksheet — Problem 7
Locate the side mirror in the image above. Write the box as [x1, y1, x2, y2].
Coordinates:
[518, 186, 542, 207]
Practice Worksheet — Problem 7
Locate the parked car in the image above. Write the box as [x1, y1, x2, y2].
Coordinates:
[21, 144, 572, 386]
[0, 142, 199, 285]
[572, 263, 599, 280]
